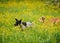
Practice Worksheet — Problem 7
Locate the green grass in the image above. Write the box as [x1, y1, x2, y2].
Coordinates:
[0, 1, 60, 43]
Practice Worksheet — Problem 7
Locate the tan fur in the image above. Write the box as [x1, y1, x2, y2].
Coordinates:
[39, 16, 60, 25]
[49, 17, 60, 24]
[39, 16, 45, 23]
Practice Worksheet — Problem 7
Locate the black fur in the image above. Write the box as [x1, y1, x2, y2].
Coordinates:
[22, 22, 27, 26]
[14, 18, 27, 26]
[14, 18, 22, 26]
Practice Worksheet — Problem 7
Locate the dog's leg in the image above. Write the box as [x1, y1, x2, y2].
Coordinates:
[20, 25, 23, 31]
[20, 25, 26, 31]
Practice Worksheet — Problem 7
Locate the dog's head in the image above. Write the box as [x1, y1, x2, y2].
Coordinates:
[14, 18, 22, 26]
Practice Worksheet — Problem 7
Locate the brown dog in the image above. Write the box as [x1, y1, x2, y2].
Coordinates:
[39, 16, 60, 25]
[39, 16, 45, 23]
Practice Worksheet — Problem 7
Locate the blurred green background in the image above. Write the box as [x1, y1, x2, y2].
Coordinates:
[0, 0, 60, 43]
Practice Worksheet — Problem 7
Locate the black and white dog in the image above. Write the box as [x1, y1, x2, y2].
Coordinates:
[14, 18, 33, 30]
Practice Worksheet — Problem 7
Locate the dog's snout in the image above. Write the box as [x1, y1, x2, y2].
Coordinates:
[14, 23, 18, 26]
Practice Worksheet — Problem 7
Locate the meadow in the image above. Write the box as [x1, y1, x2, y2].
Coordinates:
[0, 1, 60, 43]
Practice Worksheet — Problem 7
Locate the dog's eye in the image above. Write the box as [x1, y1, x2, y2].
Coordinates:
[16, 22, 18, 23]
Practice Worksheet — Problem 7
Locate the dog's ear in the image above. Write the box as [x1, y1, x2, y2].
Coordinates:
[19, 19, 22, 22]
[15, 18, 18, 21]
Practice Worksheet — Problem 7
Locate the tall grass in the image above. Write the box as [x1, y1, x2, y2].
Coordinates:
[0, 1, 60, 43]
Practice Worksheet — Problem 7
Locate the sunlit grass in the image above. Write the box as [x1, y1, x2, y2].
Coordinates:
[0, 1, 60, 43]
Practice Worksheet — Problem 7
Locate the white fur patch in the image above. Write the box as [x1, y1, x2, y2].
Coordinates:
[26, 22, 32, 27]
